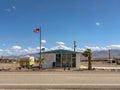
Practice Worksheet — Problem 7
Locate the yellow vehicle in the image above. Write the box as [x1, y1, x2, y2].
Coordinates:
[19, 56, 35, 69]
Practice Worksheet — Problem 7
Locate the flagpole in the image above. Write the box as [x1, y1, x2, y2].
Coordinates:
[40, 26, 41, 59]
[39, 26, 42, 69]
[33, 27, 42, 69]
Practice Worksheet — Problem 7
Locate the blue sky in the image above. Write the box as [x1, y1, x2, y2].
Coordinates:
[1, 0, 120, 56]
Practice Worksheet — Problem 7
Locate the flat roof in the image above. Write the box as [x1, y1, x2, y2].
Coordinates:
[44, 49, 78, 54]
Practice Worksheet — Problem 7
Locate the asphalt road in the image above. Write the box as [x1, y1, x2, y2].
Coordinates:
[0, 71, 120, 89]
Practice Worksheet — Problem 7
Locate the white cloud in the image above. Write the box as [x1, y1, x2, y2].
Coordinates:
[96, 22, 100, 26]
[50, 45, 72, 51]
[23, 49, 29, 52]
[27, 47, 38, 53]
[0, 49, 3, 52]
[0, 45, 48, 56]
[81, 45, 120, 51]
[4, 9, 11, 12]
[41, 40, 46, 43]
[56, 42, 65, 45]
[3, 6, 16, 12]
[1, 44, 120, 56]
[12, 45, 22, 50]
[12, 6, 15, 9]
[107, 45, 120, 49]
[76, 48, 85, 52]
[84, 46, 108, 51]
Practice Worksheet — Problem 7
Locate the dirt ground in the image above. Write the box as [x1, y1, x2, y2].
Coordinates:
[0, 61, 120, 72]
[81, 61, 120, 67]
[0, 63, 19, 69]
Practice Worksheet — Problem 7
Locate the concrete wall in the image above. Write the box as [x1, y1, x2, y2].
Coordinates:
[42, 53, 81, 69]
[76, 53, 80, 69]
[42, 54, 56, 68]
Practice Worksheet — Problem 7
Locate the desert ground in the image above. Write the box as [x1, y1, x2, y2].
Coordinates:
[0, 60, 120, 72]
[81, 60, 120, 67]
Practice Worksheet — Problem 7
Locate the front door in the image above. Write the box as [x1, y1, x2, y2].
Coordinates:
[62, 54, 71, 67]
[56, 54, 61, 67]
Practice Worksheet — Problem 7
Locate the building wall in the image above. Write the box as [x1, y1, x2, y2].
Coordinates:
[42, 54, 56, 68]
[42, 53, 81, 69]
[76, 53, 80, 68]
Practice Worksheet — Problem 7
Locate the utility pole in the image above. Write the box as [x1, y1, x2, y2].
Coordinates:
[109, 49, 111, 62]
[74, 41, 76, 52]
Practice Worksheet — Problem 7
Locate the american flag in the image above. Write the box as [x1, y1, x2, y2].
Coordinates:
[33, 28, 40, 33]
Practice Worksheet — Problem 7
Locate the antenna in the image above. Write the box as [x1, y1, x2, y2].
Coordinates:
[74, 41, 76, 52]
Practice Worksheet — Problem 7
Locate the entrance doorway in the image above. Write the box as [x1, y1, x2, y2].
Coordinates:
[56, 54, 76, 67]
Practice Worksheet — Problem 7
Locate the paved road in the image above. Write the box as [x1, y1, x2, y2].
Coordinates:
[0, 71, 120, 89]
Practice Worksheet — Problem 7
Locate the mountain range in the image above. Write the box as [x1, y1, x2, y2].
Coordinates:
[92, 49, 120, 58]
[3, 49, 120, 59]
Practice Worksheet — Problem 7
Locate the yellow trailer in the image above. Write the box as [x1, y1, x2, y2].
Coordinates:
[19, 56, 35, 69]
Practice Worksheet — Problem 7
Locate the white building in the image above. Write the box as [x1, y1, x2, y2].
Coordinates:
[41, 49, 80, 69]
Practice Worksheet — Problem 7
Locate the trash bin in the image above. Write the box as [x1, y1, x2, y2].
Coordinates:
[53, 62, 56, 68]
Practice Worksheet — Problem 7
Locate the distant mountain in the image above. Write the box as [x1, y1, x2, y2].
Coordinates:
[3, 53, 40, 58]
[80, 49, 120, 59]
[3, 49, 120, 59]
[4, 55, 20, 58]
[92, 49, 120, 58]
